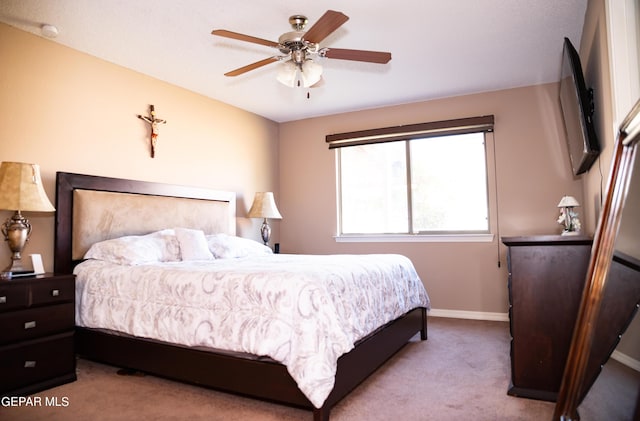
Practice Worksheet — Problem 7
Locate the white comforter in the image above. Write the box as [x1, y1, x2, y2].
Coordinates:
[74, 253, 430, 408]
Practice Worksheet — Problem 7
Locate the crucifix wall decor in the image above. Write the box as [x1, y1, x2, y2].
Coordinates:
[137, 104, 166, 158]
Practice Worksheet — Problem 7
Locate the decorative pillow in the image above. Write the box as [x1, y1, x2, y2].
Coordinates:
[84, 229, 180, 265]
[206, 233, 273, 259]
[175, 228, 214, 260]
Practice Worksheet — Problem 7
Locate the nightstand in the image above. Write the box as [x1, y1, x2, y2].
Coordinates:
[0, 273, 76, 396]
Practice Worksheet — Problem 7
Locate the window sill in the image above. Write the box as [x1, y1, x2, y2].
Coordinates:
[334, 234, 495, 243]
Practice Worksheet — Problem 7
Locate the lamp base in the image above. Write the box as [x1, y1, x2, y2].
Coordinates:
[2, 210, 33, 277]
[1, 260, 35, 280]
[3, 260, 33, 274]
[260, 218, 271, 246]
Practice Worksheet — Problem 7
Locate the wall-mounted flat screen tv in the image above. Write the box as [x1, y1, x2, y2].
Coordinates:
[559, 37, 600, 175]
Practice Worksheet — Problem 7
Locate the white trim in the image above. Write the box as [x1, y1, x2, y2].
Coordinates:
[428, 308, 509, 322]
[606, 0, 640, 130]
[335, 233, 494, 243]
[429, 310, 640, 372]
[611, 350, 640, 372]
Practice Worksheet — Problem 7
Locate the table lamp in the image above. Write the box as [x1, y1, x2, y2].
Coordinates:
[247, 192, 282, 246]
[0, 162, 55, 275]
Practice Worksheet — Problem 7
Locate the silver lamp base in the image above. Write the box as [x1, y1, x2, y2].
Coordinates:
[260, 218, 271, 246]
[1, 210, 33, 274]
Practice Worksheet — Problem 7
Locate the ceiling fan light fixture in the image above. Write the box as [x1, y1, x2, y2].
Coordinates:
[276, 59, 322, 88]
[300, 60, 322, 87]
[276, 61, 298, 87]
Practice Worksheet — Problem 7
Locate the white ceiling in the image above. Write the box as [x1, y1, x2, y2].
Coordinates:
[0, 0, 587, 123]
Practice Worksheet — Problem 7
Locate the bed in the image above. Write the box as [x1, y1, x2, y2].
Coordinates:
[53, 172, 430, 421]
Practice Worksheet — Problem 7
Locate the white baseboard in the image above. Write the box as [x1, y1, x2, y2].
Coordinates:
[428, 308, 509, 322]
[427, 309, 640, 373]
[612, 350, 640, 372]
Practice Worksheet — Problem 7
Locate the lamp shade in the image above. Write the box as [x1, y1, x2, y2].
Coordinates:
[247, 192, 282, 219]
[0, 162, 55, 212]
[557, 196, 580, 208]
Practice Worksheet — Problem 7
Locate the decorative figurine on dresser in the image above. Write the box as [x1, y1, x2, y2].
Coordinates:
[556, 196, 582, 235]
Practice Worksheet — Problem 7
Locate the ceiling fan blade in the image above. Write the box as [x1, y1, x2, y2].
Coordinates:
[322, 48, 392, 64]
[224, 57, 279, 77]
[303, 10, 349, 44]
[211, 29, 279, 48]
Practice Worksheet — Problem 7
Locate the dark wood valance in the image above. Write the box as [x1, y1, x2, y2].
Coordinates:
[326, 115, 495, 149]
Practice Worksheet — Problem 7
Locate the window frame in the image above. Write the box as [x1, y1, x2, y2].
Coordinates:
[329, 116, 496, 243]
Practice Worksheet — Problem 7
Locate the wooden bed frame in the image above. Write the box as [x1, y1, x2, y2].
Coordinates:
[53, 172, 428, 421]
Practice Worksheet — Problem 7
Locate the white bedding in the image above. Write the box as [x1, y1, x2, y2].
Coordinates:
[74, 253, 430, 408]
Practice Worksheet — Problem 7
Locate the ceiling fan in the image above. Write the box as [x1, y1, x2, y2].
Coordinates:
[211, 10, 392, 88]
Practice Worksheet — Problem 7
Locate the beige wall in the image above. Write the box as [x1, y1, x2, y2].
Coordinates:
[0, 23, 280, 272]
[279, 83, 584, 314]
[580, 0, 614, 233]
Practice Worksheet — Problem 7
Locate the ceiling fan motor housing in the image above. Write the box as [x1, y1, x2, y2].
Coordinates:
[278, 31, 305, 54]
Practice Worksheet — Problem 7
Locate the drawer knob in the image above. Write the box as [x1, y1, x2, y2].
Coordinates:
[24, 361, 37, 368]
[0, 296, 5, 304]
[24, 320, 37, 329]
[51, 289, 60, 297]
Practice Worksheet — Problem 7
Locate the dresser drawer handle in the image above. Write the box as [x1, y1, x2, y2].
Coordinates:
[0, 296, 5, 304]
[51, 289, 60, 297]
[24, 321, 37, 329]
[24, 361, 36, 368]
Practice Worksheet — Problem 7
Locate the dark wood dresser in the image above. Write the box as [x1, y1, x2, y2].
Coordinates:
[502, 235, 592, 401]
[0, 273, 76, 396]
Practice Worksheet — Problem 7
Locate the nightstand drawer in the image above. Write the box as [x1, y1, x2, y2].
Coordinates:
[0, 284, 28, 313]
[0, 303, 74, 345]
[0, 333, 75, 394]
[31, 276, 74, 306]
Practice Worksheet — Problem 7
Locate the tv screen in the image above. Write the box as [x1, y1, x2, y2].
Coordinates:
[559, 37, 600, 175]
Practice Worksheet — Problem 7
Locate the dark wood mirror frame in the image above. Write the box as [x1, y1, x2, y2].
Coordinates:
[553, 99, 640, 420]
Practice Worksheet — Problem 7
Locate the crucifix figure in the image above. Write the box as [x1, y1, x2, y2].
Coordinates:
[137, 105, 166, 158]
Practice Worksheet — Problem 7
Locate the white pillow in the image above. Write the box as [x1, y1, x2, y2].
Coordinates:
[84, 229, 180, 265]
[206, 233, 273, 259]
[175, 228, 214, 260]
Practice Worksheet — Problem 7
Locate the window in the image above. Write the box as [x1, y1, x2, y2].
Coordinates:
[329, 116, 494, 238]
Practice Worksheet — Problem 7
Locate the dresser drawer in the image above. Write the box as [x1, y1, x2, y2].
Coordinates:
[0, 303, 74, 345]
[0, 283, 29, 313]
[31, 276, 75, 306]
[0, 333, 75, 394]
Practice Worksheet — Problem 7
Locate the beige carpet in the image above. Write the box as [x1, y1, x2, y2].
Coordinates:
[2, 317, 637, 421]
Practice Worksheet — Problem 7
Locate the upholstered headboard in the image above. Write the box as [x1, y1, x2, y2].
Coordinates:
[54, 172, 236, 273]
